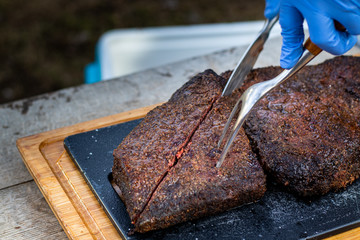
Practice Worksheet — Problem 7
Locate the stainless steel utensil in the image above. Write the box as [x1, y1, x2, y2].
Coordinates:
[221, 15, 279, 96]
[216, 38, 323, 168]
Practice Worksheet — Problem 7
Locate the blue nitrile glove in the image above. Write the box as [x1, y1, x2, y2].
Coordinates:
[264, 0, 281, 19]
[279, 0, 360, 69]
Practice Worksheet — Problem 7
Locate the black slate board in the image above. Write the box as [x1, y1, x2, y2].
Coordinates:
[64, 119, 360, 240]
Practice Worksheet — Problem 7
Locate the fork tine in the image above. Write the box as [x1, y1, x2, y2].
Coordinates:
[217, 85, 260, 168]
[217, 98, 248, 168]
[218, 97, 243, 148]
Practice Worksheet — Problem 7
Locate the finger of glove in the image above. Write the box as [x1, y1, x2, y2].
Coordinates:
[320, 0, 360, 35]
[336, 14, 360, 35]
[279, 4, 305, 69]
[264, 0, 280, 19]
[306, 13, 357, 55]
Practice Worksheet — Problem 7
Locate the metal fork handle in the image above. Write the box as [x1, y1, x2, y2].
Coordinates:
[216, 38, 322, 168]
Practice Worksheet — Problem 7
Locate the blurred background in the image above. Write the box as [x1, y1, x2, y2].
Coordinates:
[0, 0, 265, 104]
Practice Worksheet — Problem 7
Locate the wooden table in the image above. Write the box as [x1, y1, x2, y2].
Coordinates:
[0, 43, 246, 239]
[2, 37, 360, 239]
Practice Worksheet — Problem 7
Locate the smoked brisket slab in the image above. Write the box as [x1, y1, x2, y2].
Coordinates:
[136, 90, 266, 232]
[113, 70, 226, 226]
[244, 56, 360, 197]
[113, 69, 266, 233]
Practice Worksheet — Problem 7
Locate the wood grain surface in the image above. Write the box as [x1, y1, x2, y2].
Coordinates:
[16, 104, 161, 239]
[0, 181, 67, 239]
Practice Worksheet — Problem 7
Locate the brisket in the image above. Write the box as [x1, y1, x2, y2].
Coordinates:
[113, 69, 266, 233]
[135, 90, 266, 232]
[113, 70, 226, 224]
[244, 56, 360, 197]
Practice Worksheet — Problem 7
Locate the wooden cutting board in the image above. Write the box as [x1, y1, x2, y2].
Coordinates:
[16, 104, 160, 239]
[16, 103, 360, 240]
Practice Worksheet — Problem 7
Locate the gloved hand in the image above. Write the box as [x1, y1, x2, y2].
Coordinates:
[279, 0, 360, 69]
[264, 0, 280, 19]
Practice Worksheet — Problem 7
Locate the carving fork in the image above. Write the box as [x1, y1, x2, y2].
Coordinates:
[217, 38, 324, 168]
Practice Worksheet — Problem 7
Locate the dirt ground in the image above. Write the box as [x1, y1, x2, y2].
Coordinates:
[0, 0, 265, 104]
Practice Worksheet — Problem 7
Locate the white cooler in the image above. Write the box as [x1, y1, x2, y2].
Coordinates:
[84, 21, 282, 83]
